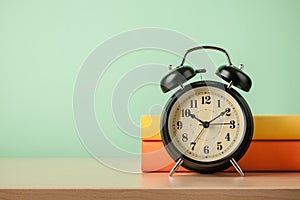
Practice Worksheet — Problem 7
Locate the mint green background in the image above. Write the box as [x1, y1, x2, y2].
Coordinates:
[1, 0, 300, 157]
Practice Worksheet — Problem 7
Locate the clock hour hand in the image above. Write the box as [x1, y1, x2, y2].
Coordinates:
[189, 113, 205, 124]
[208, 108, 230, 123]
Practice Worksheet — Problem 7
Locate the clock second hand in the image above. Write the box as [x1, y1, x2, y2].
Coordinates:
[190, 127, 205, 151]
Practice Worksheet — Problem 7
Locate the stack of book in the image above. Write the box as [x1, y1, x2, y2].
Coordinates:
[141, 115, 300, 172]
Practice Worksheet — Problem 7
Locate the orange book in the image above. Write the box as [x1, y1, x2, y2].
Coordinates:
[142, 140, 300, 172]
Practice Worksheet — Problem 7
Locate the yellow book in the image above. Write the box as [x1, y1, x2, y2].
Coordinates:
[141, 115, 300, 141]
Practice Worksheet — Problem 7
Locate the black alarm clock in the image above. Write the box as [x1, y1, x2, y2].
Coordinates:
[160, 46, 253, 176]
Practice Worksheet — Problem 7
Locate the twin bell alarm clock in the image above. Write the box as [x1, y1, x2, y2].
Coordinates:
[160, 46, 253, 176]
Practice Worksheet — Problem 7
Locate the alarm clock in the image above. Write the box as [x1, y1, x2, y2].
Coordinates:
[160, 46, 253, 176]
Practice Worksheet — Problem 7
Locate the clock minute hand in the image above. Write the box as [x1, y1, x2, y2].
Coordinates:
[208, 108, 230, 123]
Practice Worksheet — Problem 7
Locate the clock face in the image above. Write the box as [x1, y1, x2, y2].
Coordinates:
[167, 85, 246, 163]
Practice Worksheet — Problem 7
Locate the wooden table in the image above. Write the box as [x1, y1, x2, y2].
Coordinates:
[1, 158, 300, 200]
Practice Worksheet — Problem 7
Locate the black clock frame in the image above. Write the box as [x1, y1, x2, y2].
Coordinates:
[160, 80, 253, 174]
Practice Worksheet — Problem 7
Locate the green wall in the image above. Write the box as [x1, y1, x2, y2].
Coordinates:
[1, 0, 300, 157]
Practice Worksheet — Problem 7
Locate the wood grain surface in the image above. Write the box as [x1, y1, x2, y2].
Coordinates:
[1, 158, 300, 200]
[1, 189, 300, 200]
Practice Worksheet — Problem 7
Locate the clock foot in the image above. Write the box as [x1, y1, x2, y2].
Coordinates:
[230, 158, 244, 176]
[169, 158, 183, 177]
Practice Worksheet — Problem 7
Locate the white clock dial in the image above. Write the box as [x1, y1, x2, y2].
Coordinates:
[168, 86, 246, 162]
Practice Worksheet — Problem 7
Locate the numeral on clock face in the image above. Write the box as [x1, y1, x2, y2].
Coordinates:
[225, 133, 231, 141]
[181, 109, 191, 117]
[190, 100, 198, 108]
[203, 145, 209, 154]
[182, 133, 188, 142]
[217, 142, 223, 150]
[201, 95, 211, 104]
[176, 121, 183, 129]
